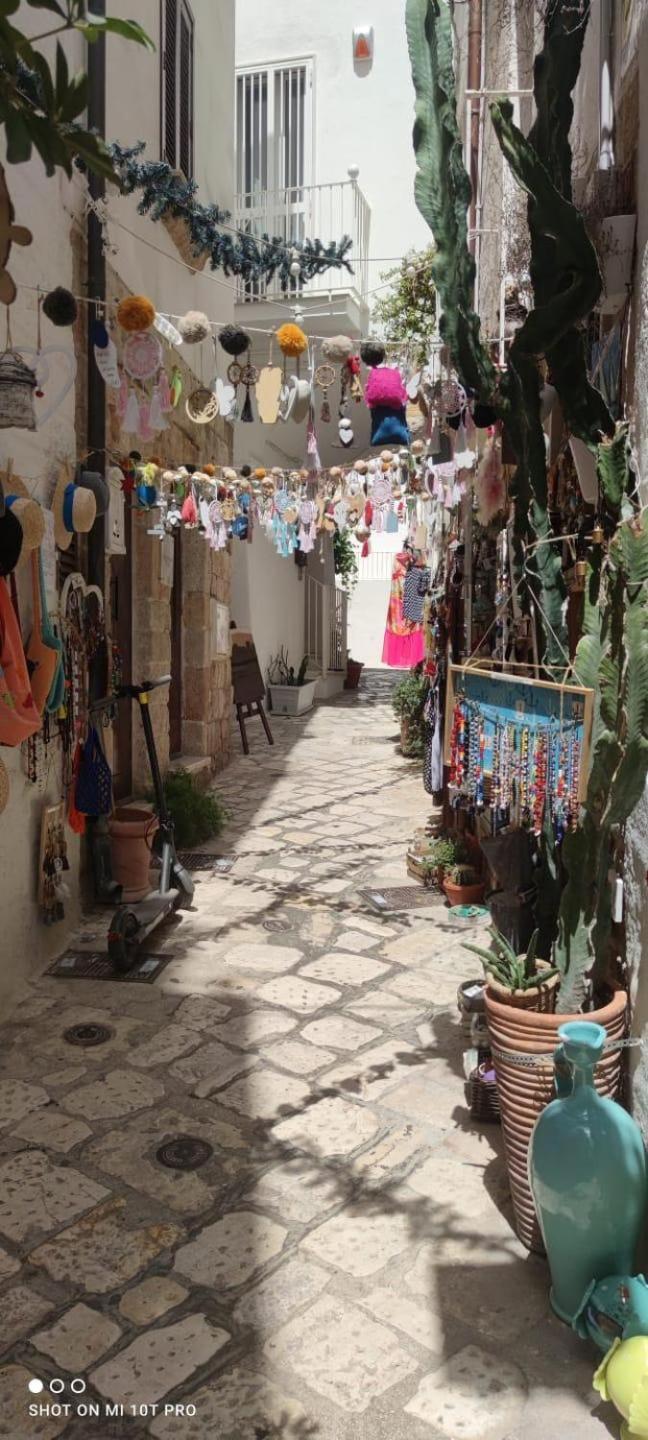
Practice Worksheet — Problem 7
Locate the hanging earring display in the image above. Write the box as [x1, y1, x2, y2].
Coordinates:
[314, 363, 335, 423]
[256, 334, 283, 424]
[239, 358, 258, 423]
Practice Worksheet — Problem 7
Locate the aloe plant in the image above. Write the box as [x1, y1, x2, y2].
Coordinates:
[463, 926, 558, 994]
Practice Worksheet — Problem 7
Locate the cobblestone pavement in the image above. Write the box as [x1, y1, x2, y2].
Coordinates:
[0, 674, 610, 1438]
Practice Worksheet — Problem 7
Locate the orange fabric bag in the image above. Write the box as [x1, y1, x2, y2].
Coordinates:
[0, 575, 40, 745]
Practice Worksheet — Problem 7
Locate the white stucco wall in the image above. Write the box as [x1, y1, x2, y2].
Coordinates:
[235, 0, 430, 282]
[105, 0, 235, 331]
[230, 527, 306, 690]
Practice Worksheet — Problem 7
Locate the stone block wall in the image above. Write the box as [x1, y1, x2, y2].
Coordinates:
[106, 269, 233, 794]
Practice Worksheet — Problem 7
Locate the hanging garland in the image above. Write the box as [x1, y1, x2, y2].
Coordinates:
[104, 142, 354, 291]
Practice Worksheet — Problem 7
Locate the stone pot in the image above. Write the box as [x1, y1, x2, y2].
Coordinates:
[484, 984, 628, 1253]
[108, 806, 158, 902]
[344, 658, 364, 690]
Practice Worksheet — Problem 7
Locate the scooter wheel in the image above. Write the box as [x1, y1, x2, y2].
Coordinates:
[108, 911, 141, 974]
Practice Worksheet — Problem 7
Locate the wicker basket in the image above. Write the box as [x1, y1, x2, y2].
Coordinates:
[469, 1061, 501, 1122]
[0, 350, 37, 430]
[162, 201, 209, 272]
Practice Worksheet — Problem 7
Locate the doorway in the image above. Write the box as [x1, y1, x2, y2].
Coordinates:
[110, 501, 133, 801]
[169, 529, 183, 758]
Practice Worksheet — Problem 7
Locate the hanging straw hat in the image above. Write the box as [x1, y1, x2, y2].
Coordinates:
[6, 493, 45, 554]
[0, 477, 22, 575]
[52, 465, 97, 550]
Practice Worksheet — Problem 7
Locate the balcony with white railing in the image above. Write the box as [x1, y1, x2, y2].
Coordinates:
[234, 170, 371, 325]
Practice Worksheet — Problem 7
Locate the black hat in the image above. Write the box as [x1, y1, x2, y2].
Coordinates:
[0, 479, 23, 576]
[76, 469, 110, 517]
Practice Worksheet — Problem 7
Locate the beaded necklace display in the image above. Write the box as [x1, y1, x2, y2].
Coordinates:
[449, 695, 583, 836]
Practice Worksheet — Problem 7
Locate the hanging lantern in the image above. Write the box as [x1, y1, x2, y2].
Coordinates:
[352, 26, 374, 64]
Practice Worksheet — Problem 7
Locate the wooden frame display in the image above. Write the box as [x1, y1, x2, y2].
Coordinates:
[444, 664, 595, 802]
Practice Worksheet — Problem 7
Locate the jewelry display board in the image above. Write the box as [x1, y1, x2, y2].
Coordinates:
[444, 664, 594, 803]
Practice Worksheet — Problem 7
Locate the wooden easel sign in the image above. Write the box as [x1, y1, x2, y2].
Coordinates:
[230, 631, 273, 755]
[444, 664, 594, 801]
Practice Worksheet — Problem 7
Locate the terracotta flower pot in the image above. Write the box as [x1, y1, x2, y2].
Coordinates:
[485, 984, 628, 1253]
[108, 806, 158, 902]
[443, 879, 486, 907]
[344, 659, 364, 690]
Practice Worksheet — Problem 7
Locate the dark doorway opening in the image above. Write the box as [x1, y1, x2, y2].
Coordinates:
[110, 502, 132, 800]
[169, 529, 183, 758]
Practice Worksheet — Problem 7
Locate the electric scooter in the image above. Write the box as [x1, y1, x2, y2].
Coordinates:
[106, 676, 194, 972]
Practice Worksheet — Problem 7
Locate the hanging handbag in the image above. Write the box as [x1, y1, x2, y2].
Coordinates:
[25, 549, 58, 714]
[75, 724, 113, 816]
[35, 551, 65, 714]
[0, 575, 40, 745]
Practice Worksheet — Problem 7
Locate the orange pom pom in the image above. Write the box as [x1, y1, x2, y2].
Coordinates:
[203, 463, 216, 476]
[254, 468, 266, 479]
[276, 322, 308, 357]
[116, 295, 156, 332]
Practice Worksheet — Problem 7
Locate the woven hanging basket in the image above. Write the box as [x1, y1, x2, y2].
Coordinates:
[0, 351, 37, 430]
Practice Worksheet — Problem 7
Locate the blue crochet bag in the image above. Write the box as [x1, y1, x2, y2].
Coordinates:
[75, 725, 113, 816]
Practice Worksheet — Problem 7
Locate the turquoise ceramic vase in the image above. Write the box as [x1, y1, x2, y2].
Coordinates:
[529, 1021, 648, 1325]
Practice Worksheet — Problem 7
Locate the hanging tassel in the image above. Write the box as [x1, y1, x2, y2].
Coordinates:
[320, 397, 331, 423]
[149, 384, 167, 433]
[157, 370, 172, 413]
[181, 489, 198, 526]
[241, 386, 254, 422]
[364, 499, 374, 528]
[122, 387, 140, 433]
[361, 538, 370, 558]
[138, 398, 154, 443]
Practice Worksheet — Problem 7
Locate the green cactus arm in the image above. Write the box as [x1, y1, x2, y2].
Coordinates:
[405, 0, 497, 401]
[489, 99, 602, 351]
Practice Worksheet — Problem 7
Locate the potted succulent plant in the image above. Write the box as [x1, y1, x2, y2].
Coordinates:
[392, 667, 428, 757]
[462, 927, 559, 1012]
[442, 862, 486, 908]
[267, 649, 317, 716]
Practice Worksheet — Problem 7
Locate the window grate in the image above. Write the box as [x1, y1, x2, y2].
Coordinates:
[163, 0, 193, 180]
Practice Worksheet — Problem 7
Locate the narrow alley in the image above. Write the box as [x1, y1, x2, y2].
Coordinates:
[0, 676, 607, 1439]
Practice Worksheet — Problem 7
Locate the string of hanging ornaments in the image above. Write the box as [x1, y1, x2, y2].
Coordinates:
[89, 143, 354, 290]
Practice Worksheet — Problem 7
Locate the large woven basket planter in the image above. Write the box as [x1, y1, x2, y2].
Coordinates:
[485, 985, 628, 1253]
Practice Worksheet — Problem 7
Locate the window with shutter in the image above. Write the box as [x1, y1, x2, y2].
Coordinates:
[163, 0, 177, 169]
[162, 0, 194, 179]
[179, 6, 193, 180]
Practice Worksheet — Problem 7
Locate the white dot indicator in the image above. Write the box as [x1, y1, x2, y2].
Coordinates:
[28, 1379, 43, 1394]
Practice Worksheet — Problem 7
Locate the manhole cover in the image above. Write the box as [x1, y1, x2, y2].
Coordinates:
[63, 1022, 114, 1047]
[46, 950, 172, 984]
[155, 1137, 214, 1171]
[263, 916, 293, 933]
[176, 851, 235, 874]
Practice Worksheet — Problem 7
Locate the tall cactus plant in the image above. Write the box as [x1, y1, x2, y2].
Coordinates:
[406, 0, 648, 1006]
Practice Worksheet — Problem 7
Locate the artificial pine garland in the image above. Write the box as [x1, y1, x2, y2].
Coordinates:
[107, 142, 354, 291]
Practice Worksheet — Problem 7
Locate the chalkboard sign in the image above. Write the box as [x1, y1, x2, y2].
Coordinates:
[231, 632, 265, 707]
[444, 664, 594, 800]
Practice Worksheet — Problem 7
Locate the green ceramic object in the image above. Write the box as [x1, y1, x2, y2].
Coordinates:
[529, 1021, 648, 1325]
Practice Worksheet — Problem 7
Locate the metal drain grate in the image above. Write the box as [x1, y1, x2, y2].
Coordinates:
[359, 885, 447, 915]
[64, 1022, 113, 1047]
[47, 949, 172, 984]
[176, 852, 235, 874]
[156, 1137, 214, 1171]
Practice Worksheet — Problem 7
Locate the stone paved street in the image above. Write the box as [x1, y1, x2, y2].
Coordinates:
[0, 675, 610, 1438]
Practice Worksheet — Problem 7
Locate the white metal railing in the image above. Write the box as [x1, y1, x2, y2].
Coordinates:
[235, 177, 371, 304]
[305, 572, 325, 672]
[305, 574, 347, 674]
[330, 587, 347, 672]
